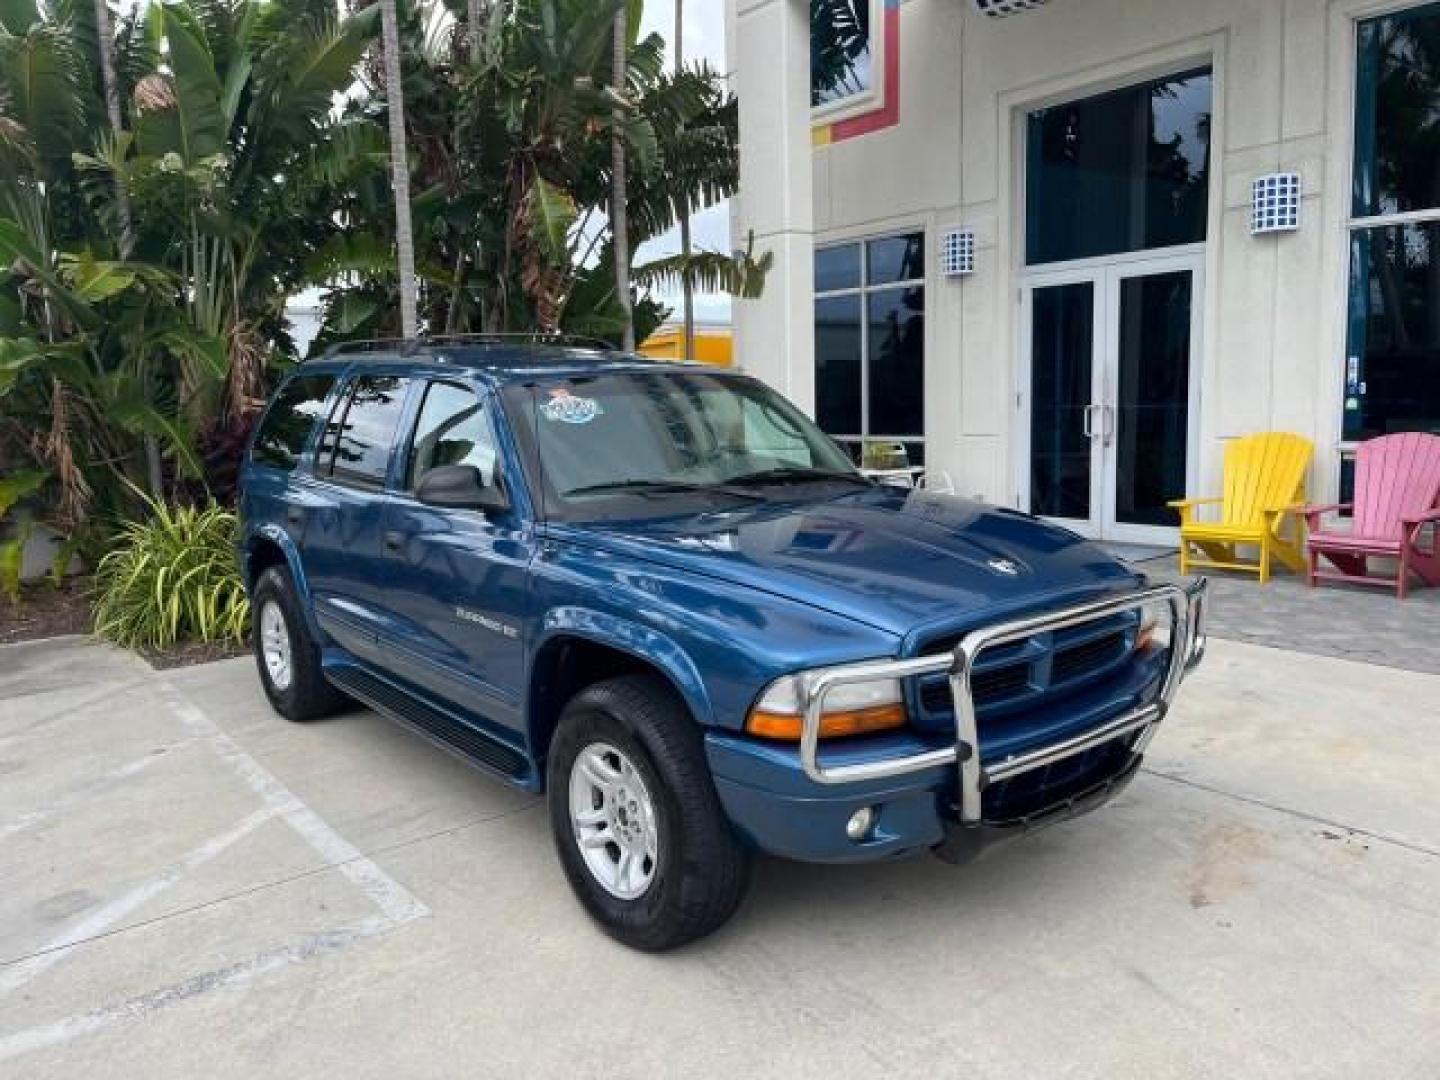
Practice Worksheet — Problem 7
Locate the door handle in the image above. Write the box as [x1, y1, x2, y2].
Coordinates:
[1082, 404, 1098, 439]
[1101, 405, 1116, 447]
[286, 507, 304, 528]
[383, 530, 404, 556]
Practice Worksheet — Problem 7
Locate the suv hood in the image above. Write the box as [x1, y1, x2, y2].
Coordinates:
[552, 487, 1142, 639]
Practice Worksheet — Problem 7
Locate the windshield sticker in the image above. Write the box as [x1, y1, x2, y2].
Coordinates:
[540, 388, 603, 425]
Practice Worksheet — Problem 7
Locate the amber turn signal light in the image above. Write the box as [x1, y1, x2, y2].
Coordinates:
[746, 703, 907, 741]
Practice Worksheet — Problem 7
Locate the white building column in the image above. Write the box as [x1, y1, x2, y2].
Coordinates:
[729, 0, 815, 413]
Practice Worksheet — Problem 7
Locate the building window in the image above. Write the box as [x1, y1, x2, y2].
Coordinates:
[1346, 4, 1440, 450]
[814, 234, 925, 465]
[1025, 68, 1213, 266]
[811, 0, 875, 110]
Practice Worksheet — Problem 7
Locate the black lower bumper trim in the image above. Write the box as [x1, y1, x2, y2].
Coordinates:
[930, 753, 1144, 865]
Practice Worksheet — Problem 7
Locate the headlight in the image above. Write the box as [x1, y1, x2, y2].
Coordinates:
[1134, 602, 1172, 654]
[746, 673, 906, 741]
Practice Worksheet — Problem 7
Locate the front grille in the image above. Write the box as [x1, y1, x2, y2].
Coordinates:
[982, 738, 1134, 821]
[913, 613, 1138, 731]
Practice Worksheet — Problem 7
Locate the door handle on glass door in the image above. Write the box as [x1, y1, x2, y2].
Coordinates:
[1082, 404, 1098, 439]
[1101, 405, 1116, 447]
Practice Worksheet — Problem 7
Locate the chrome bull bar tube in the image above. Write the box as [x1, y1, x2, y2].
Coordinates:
[798, 579, 1209, 820]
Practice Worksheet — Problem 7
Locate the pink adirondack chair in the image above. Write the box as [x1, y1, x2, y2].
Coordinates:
[1302, 432, 1440, 599]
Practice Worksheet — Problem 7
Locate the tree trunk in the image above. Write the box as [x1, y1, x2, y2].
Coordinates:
[380, 0, 419, 338]
[612, 8, 635, 352]
[468, 0, 483, 60]
[675, 0, 695, 363]
[94, 0, 162, 496]
[93, 0, 133, 259]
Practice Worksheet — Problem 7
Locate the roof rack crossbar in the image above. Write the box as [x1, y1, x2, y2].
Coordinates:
[316, 332, 617, 362]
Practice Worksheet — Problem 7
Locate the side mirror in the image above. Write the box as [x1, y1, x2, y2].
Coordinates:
[416, 464, 510, 514]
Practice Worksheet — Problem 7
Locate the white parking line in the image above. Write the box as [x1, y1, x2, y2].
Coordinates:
[0, 915, 395, 1063]
[0, 741, 193, 842]
[0, 675, 430, 1062]
[152, 681, 430, 926]
[0, 806, 278, 997]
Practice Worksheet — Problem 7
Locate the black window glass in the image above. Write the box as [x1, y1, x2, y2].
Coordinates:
[867, 235, 924, 285]
[815, 295, 862, 435]
[811, 0, 872, 108]
[321, 376, 409, 488]
[1026, 69, 1212, 266]
[1344, 221, 1440, 441]
[866, 286, 924, 436]
[251, 375, 335, 471]
[408, 383, 499, 490]
[815, 244, 861, 292]
[1353, 3, 1440, 218]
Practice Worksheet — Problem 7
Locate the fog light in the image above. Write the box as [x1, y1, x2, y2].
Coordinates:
[846, 807, 876, 842]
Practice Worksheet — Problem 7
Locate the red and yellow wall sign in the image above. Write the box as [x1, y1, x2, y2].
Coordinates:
[812, 0, 901, 147]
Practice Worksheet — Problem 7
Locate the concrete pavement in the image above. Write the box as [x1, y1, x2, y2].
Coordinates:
[1, 635, 1437, 1079]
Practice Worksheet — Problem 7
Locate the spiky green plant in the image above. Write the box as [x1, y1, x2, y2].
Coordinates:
[92, 495, 249, 649]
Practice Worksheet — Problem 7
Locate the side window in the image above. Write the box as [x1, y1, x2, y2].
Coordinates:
[407, 382, 500, 490]
[251, 375, 336, 471]
[319, 376, 410, 489]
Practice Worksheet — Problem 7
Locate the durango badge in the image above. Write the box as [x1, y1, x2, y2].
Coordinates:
[987, 557, 1021, 577]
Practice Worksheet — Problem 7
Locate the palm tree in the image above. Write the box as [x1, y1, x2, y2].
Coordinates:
[675, 0, 694, 363]
[611, 7, 634, 351]
[379, 0, 419, 337]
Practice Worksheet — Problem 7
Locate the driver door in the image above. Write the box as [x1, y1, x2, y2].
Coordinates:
[378, 380, 533, 736]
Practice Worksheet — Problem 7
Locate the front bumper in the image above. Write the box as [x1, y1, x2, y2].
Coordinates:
[709, 579, 1208, 863]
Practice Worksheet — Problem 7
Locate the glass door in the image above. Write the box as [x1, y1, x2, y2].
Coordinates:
[1025, 277, 1102, 533]
[1021, 253, 1202, 543]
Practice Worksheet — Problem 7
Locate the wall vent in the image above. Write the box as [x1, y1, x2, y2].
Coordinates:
[1252, 172, 1301, 235]
[941, 229, 976, 277]
[973, 0, 1051, 17]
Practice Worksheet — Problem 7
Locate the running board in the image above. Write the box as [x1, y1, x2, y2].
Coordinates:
[325, 664, 530, 781]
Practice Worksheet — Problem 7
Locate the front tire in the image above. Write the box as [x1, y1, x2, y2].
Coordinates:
[251, 567, 345, 723]
[546, 675, 751, 951]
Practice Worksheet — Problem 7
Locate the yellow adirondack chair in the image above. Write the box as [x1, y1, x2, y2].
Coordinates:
[1169, 432, 1313, 583]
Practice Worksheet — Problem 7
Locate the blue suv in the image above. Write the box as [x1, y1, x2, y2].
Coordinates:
[239, 338, 1208, 950]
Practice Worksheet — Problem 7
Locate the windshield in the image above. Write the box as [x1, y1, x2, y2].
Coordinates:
[502, 370, 863, 520]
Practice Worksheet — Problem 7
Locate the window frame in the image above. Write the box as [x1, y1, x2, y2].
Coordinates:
[810, 0, 887, 125]
[813, 231, 927, 461]
[315, 373, 413, 493]
[249, 373, 338, 473]
[400, 379, 503, 495]
[1341, 1, 1440, 482]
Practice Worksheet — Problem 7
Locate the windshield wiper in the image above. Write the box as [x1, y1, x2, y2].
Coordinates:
[561, 478, 765, 502]
[724, 466, 873, 488]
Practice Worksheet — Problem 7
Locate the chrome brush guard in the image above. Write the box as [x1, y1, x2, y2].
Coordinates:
[796, 580, 1209, 824]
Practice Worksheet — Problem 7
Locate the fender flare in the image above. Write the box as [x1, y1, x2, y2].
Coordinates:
[244, 526, 324, 641]
[534, 606, 716, 729]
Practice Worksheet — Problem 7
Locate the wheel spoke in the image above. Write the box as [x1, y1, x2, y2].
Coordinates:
[568, 741, 659, 901]
[579, 829, 613, 850]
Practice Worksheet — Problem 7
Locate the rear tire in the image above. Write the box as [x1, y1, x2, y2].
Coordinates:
[251, 567, 346, 723]
[546, 675, 751, 951]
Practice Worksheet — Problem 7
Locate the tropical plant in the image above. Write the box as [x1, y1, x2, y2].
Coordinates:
[312, 0, 766, 349]
[92, 492, 250, 649]
[1, 0, 384, 563]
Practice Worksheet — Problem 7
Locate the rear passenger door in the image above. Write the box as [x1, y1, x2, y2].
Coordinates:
[301, 372, 414, 663]
[378, 380, 533, 734]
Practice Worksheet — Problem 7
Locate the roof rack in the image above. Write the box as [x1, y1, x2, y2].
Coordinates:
[318, 332, 618, 361]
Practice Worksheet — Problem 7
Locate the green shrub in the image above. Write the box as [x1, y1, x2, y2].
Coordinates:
[93, 497, 250, 649]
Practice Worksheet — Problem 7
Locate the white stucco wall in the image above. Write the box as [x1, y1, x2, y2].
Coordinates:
[731, 0, 1408, 511]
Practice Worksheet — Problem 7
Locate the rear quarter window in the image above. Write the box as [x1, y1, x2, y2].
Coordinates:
[251, 375, 336, 471]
